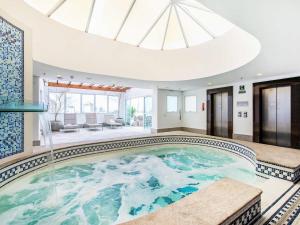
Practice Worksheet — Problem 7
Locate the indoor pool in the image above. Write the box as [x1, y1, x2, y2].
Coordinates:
[0, 145, 256, 225]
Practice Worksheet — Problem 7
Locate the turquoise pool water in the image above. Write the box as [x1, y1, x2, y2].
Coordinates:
[0, 145, 256, 225]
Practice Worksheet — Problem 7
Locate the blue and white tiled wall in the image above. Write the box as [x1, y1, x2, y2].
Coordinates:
[0, 17, 24, 159]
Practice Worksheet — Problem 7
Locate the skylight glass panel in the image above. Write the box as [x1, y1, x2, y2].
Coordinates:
[25, 0, 60, 15]
[117, 0, 170, 45]
[179, 0, 211, 13]
[89, 0, 133, 39]
[51, 0, 94, 31]
[163, 6, 186, 50]
[140, 5, 171, 50]
[180, 5, 233, 37]
[176, 5, 212, 46]
[23, 0, 235, 50]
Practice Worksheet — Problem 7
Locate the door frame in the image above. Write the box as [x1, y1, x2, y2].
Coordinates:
[207, 86, 233, 138]
[253, 77, 300, 149]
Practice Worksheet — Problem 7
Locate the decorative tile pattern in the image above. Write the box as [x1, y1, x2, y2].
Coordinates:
[0, 135, 299, 187]
[52, 136, 257, 165]
[283, 202, 300, 225]
[256, 162, 297, 182]
[0, 135, 257, 187]
[229, 200, 261, 225]
[0, 16, 24, 159]
[266, 188, 300, 225]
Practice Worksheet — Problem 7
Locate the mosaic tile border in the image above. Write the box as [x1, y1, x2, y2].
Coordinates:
[0, 135, 256, 187]
[256, 161, 299, 182]
[0, 135, 299, 188]
[265, 187, 300, 225]
[283, 201, 300, 225]
[225, 197, 261, 225]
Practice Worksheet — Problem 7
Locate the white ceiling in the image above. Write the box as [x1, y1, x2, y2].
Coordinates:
[24, 0, 234, 50]
[1, 0, 260, 81]
[33, 0, 300, 90]
[2, 0, 300, 89]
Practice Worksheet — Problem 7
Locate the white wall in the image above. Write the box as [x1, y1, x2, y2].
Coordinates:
[152, 88, 158, 129]
[181, 74, 299, 137]
[181, 82, 253, 136]
[32, 76, 44, 143]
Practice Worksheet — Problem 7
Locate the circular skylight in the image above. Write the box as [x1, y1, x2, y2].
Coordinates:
[24, 0, 234, 50]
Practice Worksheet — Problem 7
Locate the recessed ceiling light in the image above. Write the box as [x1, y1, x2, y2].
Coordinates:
[57, 75, 62, 78]
[257, 73, 263, 76]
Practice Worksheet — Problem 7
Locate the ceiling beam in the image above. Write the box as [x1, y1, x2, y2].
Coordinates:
[85, 0, 96, 32]
[177, 4, 215, 39]
[174, 5, 189, 48]
[161, 6, 172, 50]
[48, 82, 130, 92]
[47, 0, 67, 17]
[114, 0, 137, 40]
[137, 4, 171, 47]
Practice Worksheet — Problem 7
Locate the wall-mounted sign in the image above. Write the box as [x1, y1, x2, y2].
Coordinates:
[237, 101, 249, 107]
[239, 85, 246, 94]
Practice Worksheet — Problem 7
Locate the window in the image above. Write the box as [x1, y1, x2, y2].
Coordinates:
[145, 96, 152, 114]
[167, 96, 178, 112]
[185, 96, 197, 112]
[65, 93, 81, 113]
[82, 94, 95, 113]
[131, 97, 144, 113]
[49, 92, 65, 114]
[95, 95, 107, 113]
[108, 96, 119, 113]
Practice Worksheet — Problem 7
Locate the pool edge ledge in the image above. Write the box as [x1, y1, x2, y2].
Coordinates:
[1, 135, 299, 187]
[119, 178, 262, 225]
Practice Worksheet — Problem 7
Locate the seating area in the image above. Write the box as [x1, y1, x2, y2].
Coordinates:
[58, 113, 123, 133]
[43, 126, 150, 146]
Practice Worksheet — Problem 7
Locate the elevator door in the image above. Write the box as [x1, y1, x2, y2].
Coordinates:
[213, 92, 228, 138]
[262, 86, 291, 147]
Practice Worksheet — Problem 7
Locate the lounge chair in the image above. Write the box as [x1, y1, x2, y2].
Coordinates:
[104, 115, 122, 129]
[84, 113, 103, 131]
[61, 113, 79, 132]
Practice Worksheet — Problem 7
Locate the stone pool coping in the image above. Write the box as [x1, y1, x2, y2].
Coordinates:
[120, 178, 262, 225]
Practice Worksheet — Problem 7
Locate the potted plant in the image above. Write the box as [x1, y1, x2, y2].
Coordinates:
[50, 93, 64, 131]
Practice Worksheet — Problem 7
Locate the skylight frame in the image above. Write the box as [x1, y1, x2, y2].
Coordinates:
[24, 0, 234, 50]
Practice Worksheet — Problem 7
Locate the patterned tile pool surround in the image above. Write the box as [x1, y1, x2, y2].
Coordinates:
[0, 16, 24, 159]
[0, 135, 299, 188]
